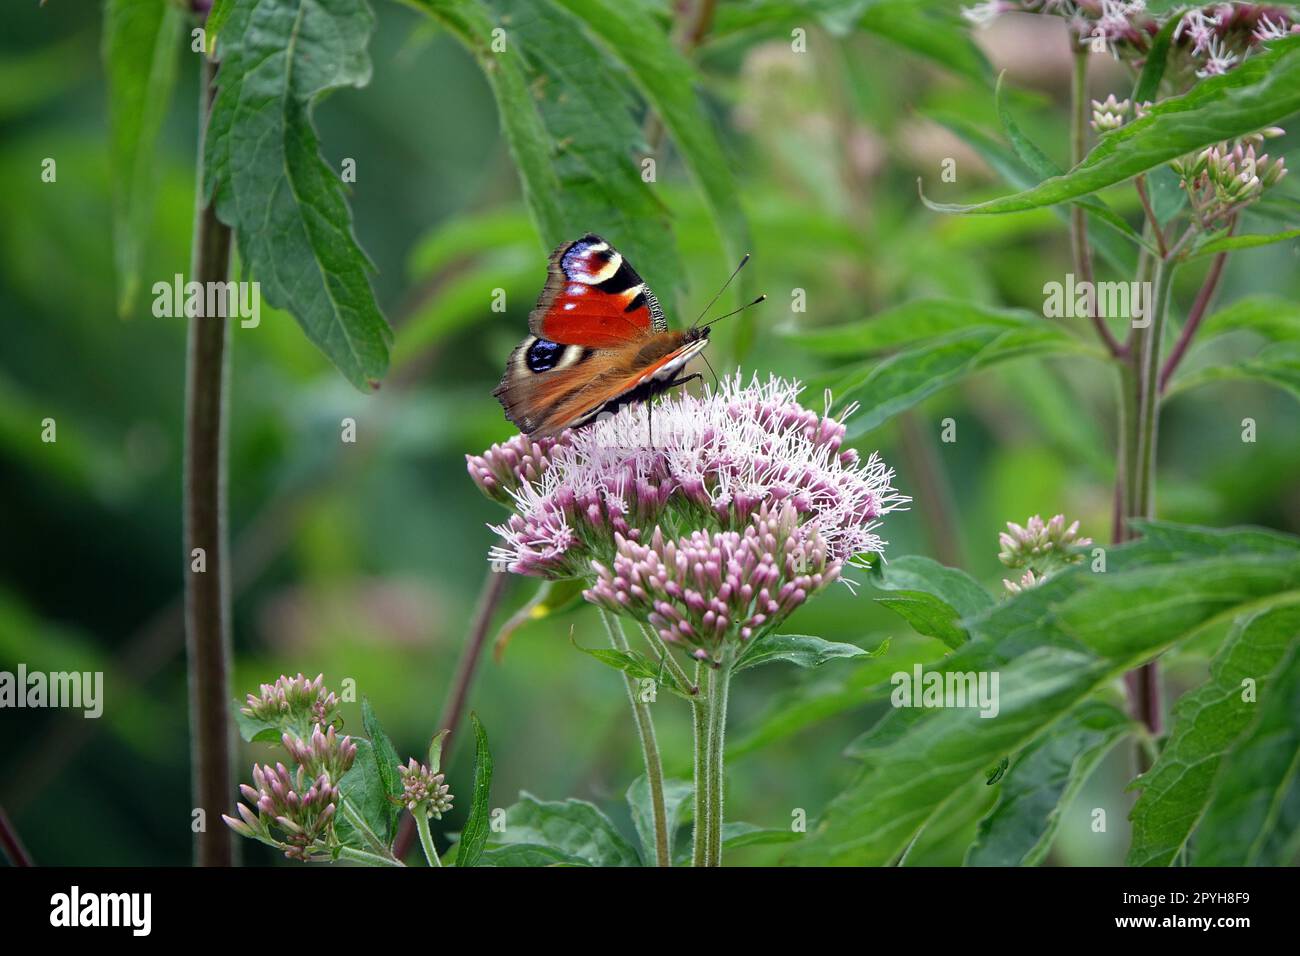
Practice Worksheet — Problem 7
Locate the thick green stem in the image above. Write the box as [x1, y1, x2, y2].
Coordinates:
[600, 610, 670, 867]
[691, 662, 707, 867]
[413, 810, 442, 867]
[702, 661, 731, 866]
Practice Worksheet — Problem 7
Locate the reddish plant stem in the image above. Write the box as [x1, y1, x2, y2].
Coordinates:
[392, 569, 510, 861]
[184, 50, 235, 867]
[0, 804, 34, 866]
[1159, 223, 1235, 394]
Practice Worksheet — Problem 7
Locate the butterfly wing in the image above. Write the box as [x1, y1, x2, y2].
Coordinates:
[494, 331, 708, 436]
[528, 234, 667, 348]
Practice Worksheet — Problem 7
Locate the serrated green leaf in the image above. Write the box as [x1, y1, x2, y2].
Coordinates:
[967, 700, 1131, 866]
[336, 738, 390, 850]
[872, 555, 994, 649]
[493, 793, 641, 866]
[1194, 642, 1300, 865]
[454, 712, 494, 867]
[104, 0, 183, 317]
[1132, 11, 1180, 103]
[361, 696, 402, 842]
[204, 0, 392, 390]
[735, 633, 876, 671]
[1128, 601, 1300, 866]
[789, 525, 1300, 865]
[922, 36, 1300, 215]
[1200, 295, 1300, 342]
[233, 706, 281, 744]
[573, 638, 694, 700]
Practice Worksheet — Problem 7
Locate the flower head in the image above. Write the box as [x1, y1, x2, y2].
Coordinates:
[397, 759, 454, 820]
[998, 513, 1092, 594]
[282, 723, 357, 783]
[473, 373, 906, 580]
[1091, 94, 1132, 131]
[585, 502, 840, 655]
[224, 762, 339, 862]
[241, 673, 339, 732]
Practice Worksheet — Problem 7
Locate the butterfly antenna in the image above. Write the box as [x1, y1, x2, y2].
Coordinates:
[699, 294, 767, 330]
[691, 253, 751, 329]
[700, 351, 720, 389]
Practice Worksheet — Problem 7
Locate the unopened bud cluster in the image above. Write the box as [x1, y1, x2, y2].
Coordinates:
[225, 762, 341, 862]
[242, 672, 340, 733]
[998, 514, 1092, 595]
[398, 758, 454, 820]
[1173, 130, 1288, 225]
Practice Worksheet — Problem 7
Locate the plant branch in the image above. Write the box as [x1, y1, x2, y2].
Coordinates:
[1070, 48, 1124, 358]
[393, 568, 509, 860]
[1134, 174, 1168, 258]
[185, 49, 236, 868]
[600, 610, 671, 867]
[702, 660, 731, 866]
[0, 804, 33, 866]
[691, 660, 707, 867]
[1160, 219, 1235, 394]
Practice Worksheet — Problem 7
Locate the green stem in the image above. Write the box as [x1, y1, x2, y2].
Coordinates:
[1132, 257, 1176, 523]
[599, 610, 671, 867]
[702, 661, 731, 866]
[691, 661, 707, 867]
[413, 810, 442, 867]
[340, 798, 399, 862]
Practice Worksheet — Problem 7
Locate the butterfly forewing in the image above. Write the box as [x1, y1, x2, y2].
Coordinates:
[494, 234, 708, 437]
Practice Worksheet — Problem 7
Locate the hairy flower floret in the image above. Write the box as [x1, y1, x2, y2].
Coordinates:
[397, 759, 454, 820]
[223, 762, 339, 862]
[242, 673, 340, 731]
[466, 433, 564, 506]
[585, 503, 840, 653]
[475, 373, 907, 579]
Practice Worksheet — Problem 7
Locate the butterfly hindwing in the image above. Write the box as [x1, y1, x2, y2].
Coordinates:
[529, 234, 667, 349]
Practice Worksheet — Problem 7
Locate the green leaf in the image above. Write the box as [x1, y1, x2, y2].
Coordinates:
[493, 793, 641, 866]
[336, 738, 391, 849]
[104, 0, 183, 317]
[992, 73, 1145, 250]
[871, 555, 994, 649]
[735, 633, 877, 672]
[1127, 601, 1300, 866]
[967, 700, 1132, 866]
[831, 324, 1099, 439]
[719, 821, 802, 849]
[1132, 10, 1180, 103]
[454, 712, 494, 867]
[789, 525, 1300, 865]
[204, 0, 392, 390]
[233, 706, 281, 744]
[922, 36, 1300, 215]
[1188, 227, 1300, 260]
[361, 697, 402, 842]
[548, 0, 750, 331]
[781, 298, 1034, 356]
[1200, 295, 1300, 342]
[928, 113, 1141, 274]
[627, 776, 693, 865]
[477, 843, 591, 866]
[573, 638, 694, 700]
[1166, 342, 1300, 401]
[1194, 642, 1300, 865]
[860, 1, 992, 85]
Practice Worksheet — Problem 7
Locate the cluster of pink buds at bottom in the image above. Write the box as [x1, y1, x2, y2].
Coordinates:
[585, 503, 840, 659]
[241, 672, 340, 731]
[224, 763, 340, 862]
[397, 759, 454, 820]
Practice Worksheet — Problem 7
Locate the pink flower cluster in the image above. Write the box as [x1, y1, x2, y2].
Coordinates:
[584, 503, 839, 653]
[467, 374, 906, 579]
